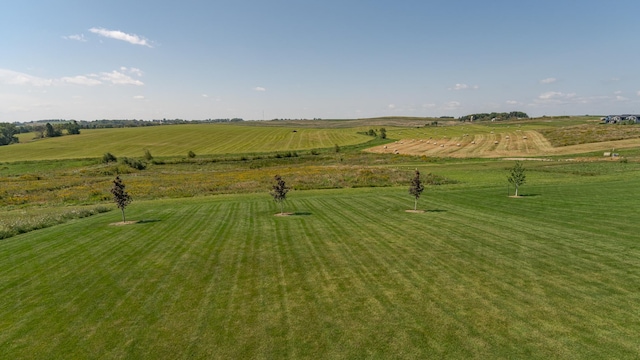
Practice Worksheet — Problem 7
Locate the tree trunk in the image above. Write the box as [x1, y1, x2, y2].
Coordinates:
[121, 209, 126, 222]
[515, 186, 518, 197]
[414, 198, 418, 211]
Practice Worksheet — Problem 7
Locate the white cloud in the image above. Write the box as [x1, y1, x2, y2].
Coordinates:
[0, 69, 53, 86]
[60, 75, 102, 86]
[253, 86, 266, 92]
[616, 95, 628, 101]
[540, 77, 556, 84]
[120, 67, 143, 77]
[422, 103, 436, 108]
[450, 83, 479, 91]
[133, 95, 145, 100]
[97, 70, 144, 86]
[442, 101, 461, 110]
[0, 68, 144, 87]
[538, 91, 576, 100]
[388, 104, 396, 109]
[63, 34, 87, 42]
[637, 91, 640, 97]
[506, 100, 520, 105]
[89, 27, 153, 47]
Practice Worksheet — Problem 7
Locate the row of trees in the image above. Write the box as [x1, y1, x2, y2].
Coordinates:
[459, 112, 529, 122]
[111, 163, 526, 222]
[30, 121, 81, 139]
[358, 128, 387, 139]
[16, 118, 244, 130]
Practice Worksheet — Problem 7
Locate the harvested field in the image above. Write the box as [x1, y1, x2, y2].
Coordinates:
[367, 130, 640, 158]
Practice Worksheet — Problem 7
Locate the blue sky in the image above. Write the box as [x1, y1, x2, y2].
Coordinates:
[1, 0, 639, 122]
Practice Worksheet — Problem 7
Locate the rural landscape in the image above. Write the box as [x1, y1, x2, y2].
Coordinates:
[1, 115, 640, 358]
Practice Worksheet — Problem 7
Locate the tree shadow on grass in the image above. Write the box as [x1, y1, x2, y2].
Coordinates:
[406, 209, 447, 213]
[509, 194, 540, 198]
[293, 212, 312, 216]
[136, 219, 162, 224]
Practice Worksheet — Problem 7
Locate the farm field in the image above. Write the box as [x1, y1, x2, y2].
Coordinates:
[2, 176, 640, 358]
[2, 123, 372, 161]
[2, 116, 640, 358]
[367, 119, 640, 158]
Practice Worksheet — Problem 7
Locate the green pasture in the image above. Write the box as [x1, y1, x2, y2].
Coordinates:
[3, 124, 371, 161]
[2, 171, 640, 358]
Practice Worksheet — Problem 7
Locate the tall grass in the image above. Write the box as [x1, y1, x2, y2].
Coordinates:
[0, 205, 111, 239]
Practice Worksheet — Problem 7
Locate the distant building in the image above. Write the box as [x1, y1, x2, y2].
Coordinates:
[602, 115, 640, 124]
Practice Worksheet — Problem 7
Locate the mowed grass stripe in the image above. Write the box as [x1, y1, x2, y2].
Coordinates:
[432, 185, 640, 355]
[2, 184, 640, 358]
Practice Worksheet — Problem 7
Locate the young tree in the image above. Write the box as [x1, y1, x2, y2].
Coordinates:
[111, 176, 132, 222]
[379, 127, 387, 139]
[270, 175, 289, 214]
[408, 169, 425, 211]
[507, 161, 526, 197]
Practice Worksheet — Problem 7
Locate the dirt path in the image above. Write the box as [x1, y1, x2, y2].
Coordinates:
[366, 130, 640, 158]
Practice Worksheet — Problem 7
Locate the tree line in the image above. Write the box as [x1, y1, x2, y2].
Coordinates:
[0, 119, 247, 146]
[458, 112, 529, 122]
[15, 118, 244, 130]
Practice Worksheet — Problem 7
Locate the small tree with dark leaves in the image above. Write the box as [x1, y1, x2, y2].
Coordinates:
[270, 175, 289, 214]
[507, 161, 526, 197]
[408, 169, 425, 211]
[111, 176, 132, 222]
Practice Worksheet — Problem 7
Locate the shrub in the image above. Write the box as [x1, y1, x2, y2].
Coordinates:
[144, 149, 153, 161]
[188, 150, 196, 158]
[102, 152, 117, 163]
[120, 157, 147, 170]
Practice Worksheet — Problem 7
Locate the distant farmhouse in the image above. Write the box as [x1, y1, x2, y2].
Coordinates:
[602, 114, 640, 124]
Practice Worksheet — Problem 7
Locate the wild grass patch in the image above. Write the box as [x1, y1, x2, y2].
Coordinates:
[0, 205, 111, 239]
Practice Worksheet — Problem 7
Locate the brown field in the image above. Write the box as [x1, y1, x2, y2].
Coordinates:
[366, 130, 640, 158]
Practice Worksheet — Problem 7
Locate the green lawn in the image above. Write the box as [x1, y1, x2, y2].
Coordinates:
[2, 174, 640, 358]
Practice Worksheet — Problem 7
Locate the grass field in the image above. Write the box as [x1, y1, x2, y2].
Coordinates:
[2, 174, 640, 358]
[3, 124, 372, 161]
[2, 117, 640, 358]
